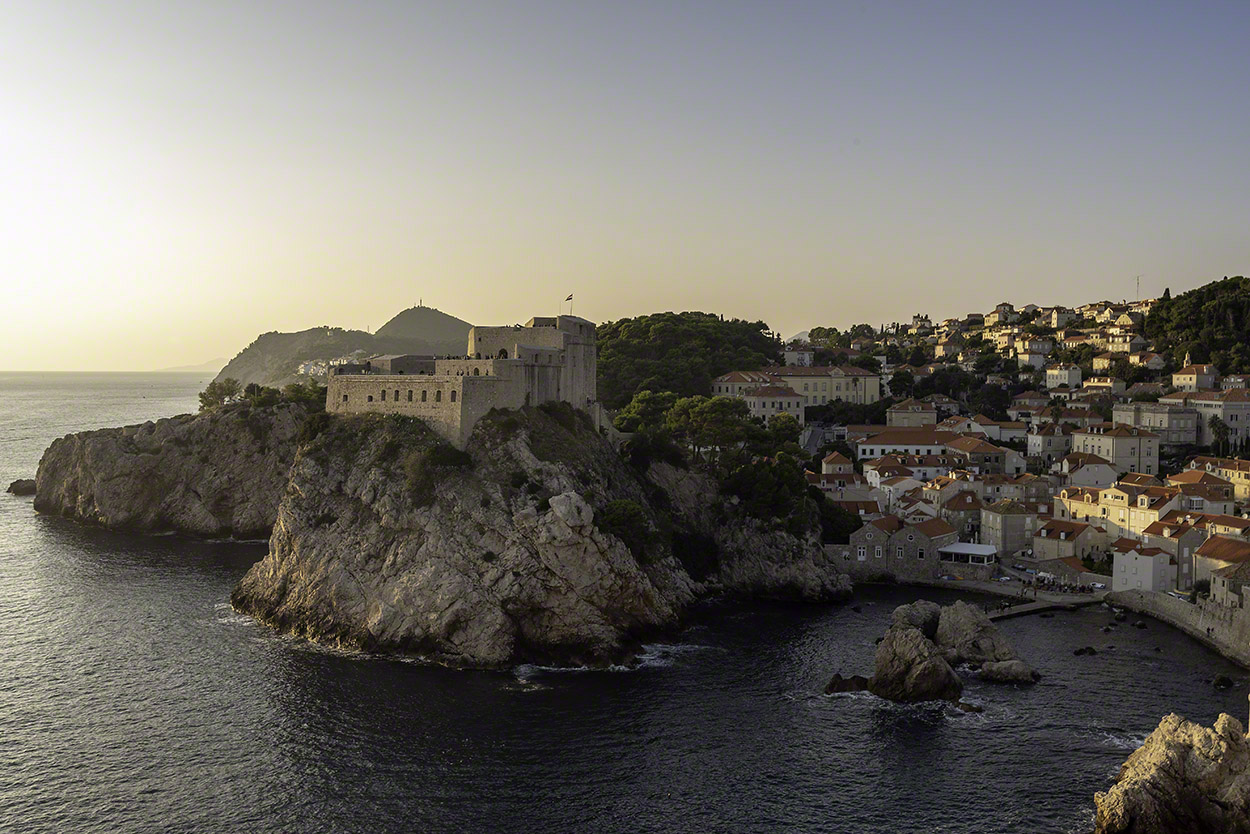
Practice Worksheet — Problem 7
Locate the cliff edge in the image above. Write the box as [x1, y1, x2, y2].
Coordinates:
[231, 404, 851, 667]
[35, 402, 315, 538]
[1094, 711, 1250, 834]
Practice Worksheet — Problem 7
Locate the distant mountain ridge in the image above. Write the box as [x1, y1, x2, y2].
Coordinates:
[214, 306, 472, 387]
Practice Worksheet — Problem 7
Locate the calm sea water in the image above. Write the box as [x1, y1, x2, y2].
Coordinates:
[1, 372, 1246, 834]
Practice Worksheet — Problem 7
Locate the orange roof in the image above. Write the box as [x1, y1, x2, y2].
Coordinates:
[913, 518, 956, 538]
[1036, 520, 1093, 538]
[822, 451, 852, 465]
[1196, 536, 1250, 564]
[743, 385, 801, 399]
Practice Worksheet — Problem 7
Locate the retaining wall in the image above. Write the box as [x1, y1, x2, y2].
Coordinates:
[1107, 589, 1250, 669]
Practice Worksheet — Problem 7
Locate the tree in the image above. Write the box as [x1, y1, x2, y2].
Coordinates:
[198, 378, 241, 410]
[888, 369, 915, 398]
[613, 390, 679, 433]
[1209, 415, 1231, 455]
[907, 345, 927, 367]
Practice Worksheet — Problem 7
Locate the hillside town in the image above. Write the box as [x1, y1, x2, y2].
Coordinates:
[708, 295, 1250, 618]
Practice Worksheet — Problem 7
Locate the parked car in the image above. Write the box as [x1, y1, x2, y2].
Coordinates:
[1091, 582, 1106, 590]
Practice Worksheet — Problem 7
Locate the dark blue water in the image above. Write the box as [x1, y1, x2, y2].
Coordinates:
[2, 372, 1246, 833]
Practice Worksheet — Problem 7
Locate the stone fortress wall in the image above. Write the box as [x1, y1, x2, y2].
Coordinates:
[326, 315, 597, 448]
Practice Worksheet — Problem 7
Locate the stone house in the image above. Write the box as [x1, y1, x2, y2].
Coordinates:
[887, 398, 938, 427]
[1033, 519, 1106, 562]
[981, 498, 1045, 559]
[1112, 402, 1200, 450]
[743, 386, 805, 426]
[1071, 424, 1159, 476]
[1172, 364, 1219, 392]
[837, 516, 959, 582]
[1211, 561, 1250, 608]
[1111, 538, 1176, 593]
[1195, 535, 1250, 584]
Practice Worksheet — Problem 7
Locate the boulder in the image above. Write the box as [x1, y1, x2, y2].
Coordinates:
[1214, 675, 1235, 690]
[824, 673, 870, 694]
[1075, 646, 1098, 656]
[868, 624, 963, 703]
[980, 659, 1039, 684]
[1094, 712, 1250, 833]
[6, 478, 35, 496]
[891, 600, 942, 640]
[934, 600, 1018, 666]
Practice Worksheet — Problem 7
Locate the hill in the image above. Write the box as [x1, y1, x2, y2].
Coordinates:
[214, 307, 472, 387]
[597, 311, 782, 408]
[1143, 276, 1250, 372]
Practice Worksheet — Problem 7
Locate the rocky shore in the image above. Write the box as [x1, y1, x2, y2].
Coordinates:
[33, 401, 851, 667]
[1095, 709, 1250, 833]
[34, 402, 314, 538]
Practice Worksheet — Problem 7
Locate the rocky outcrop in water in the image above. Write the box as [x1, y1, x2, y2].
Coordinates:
[840, 600, 1037, 703]
[1094, 712, 1250, 834]
[34, 402, 314, 538]
[231, 405, 852, 668]
[7, 479, 35, 496]
[868, 619, 964, 703]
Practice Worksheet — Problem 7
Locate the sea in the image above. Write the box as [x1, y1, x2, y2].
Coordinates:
[0, 372, 1246, 834]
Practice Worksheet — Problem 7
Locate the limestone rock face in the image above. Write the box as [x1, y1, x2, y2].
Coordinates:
[936, 600, 1020, 665]
[34, 403, 311, 538]
[1094, 713, 1250, 834]
[231, 407, 852, 668]
[7, 479, 35, 496]
[891, 600, 942, 639]
[868, 623, 964, 703]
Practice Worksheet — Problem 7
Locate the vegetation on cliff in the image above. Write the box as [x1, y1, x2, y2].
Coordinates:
[597, 312, 782, 408]
[1144, 276, 1250, 371]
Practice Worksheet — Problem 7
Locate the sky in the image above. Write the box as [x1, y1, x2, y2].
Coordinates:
[1, 1, 1248, 370]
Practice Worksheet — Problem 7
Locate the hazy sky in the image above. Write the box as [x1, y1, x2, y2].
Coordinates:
[2, 1, 1248, 370]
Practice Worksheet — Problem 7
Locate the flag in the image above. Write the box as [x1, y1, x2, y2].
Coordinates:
[565, 294, 574, 301]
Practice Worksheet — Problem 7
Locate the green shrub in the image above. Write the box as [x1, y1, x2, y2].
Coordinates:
[297, 411, 332, 445]
[597, 499, 653, 562]
[402, 443, 473, 507]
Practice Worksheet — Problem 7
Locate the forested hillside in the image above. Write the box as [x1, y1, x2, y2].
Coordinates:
[1144, 276, 1250, 371]
[597, 312, 781, 408]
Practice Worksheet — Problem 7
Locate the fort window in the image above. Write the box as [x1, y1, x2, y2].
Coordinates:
[421, 390, 427, 402]
[435, 390, 442, 402]
[394, 390, 400, 401]
[367, 395, 374, 402]
[407, 390, 413, 402]
[473, 368, 479, 376]
[497, 349, 509, 359]
[450, 391, 457, 402]
[342, 394, 348, 403]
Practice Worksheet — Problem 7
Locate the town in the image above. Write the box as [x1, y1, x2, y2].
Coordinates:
[709, 295, 1250, 640]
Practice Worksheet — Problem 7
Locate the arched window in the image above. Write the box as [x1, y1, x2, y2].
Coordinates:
[473, 368, 479, 376]
[394, 390, 399, 401]
[421, 390, 427, 402]
[435, 390, 442, 402]
[497, 348, 509, 359]
[450, 391, 457, 402]
[367, 395, 374, 402]
[380, 390, 386, 401]
[407, 390, 413, 402]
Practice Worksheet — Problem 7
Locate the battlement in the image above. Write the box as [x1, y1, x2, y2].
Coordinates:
[326, 314, 598, 447]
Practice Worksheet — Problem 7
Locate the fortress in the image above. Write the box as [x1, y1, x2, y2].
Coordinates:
[326, 315, 598, 448]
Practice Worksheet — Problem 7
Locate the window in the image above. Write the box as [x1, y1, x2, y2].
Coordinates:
[874, 546, 882, 558]
[380, 390, 387, 402]
[474, 368, 480, 376]
[342, 394, 348, 403]
[450, 391, 457, 402]
[896, 547, 904, 559]
[407, 391, 413, 402]
[421, 390, 428, 402]
[918, 548, 925, 560]
[857, 546, 866, 560]
[435, 390, 442, 402]
[367, 395, 373, 402]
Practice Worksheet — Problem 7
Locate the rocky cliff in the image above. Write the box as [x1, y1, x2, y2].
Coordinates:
[35, 402, 315, 538]
[231, 404, 851, 667]
[1094, 711, 1250, 833]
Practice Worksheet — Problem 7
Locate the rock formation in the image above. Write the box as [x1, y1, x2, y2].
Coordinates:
[841, 599, 1037, 703]
[34, 402, 314, 538]
[6, 479, 35, 496]
[230, 405, 851, 667]
[1094, 712, 1250, 833]
[868, 620, 964, 703]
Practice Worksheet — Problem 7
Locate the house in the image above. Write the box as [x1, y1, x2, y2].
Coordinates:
[1033, 520, 1106, 563]
[742, 386, 805, 425]
[1108, 333, 1148, 354]
[877, 476, 926, 511]
[1083, 377, 1127, 395]
[887, 398, 939, 427]
[1159, 389, 1250, 446]
[1111, 539, 1176, 593]
[838, 516, 959, 582]
[1111, 402, 1200, 450]
[783, 343, 815, 366]
[981, 498, 1046, 559]
[1222, 375, 1250, 391]
[940, 490, 983, 537]
[1141, 520, 1203, 589]
[1187, 456, 1250, 504]
[1028, 423, 1073, 465]
[1057, 452, 1119, 489]
[856, 429, 961, 460]
[1194, 536, 1250, 584]
[944, 435, 1008, 474]
[1051, 308, 1077, 328]
[921, 393, 960, 417]
[1127, 352, 1165, 370]
[1046, 363, 1082, 390]
[1211, 561, 1250, 608]
[1071, 423, 1159, 475]
[1173, 364, 1219, 392]
[712, 365, 884, 408]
